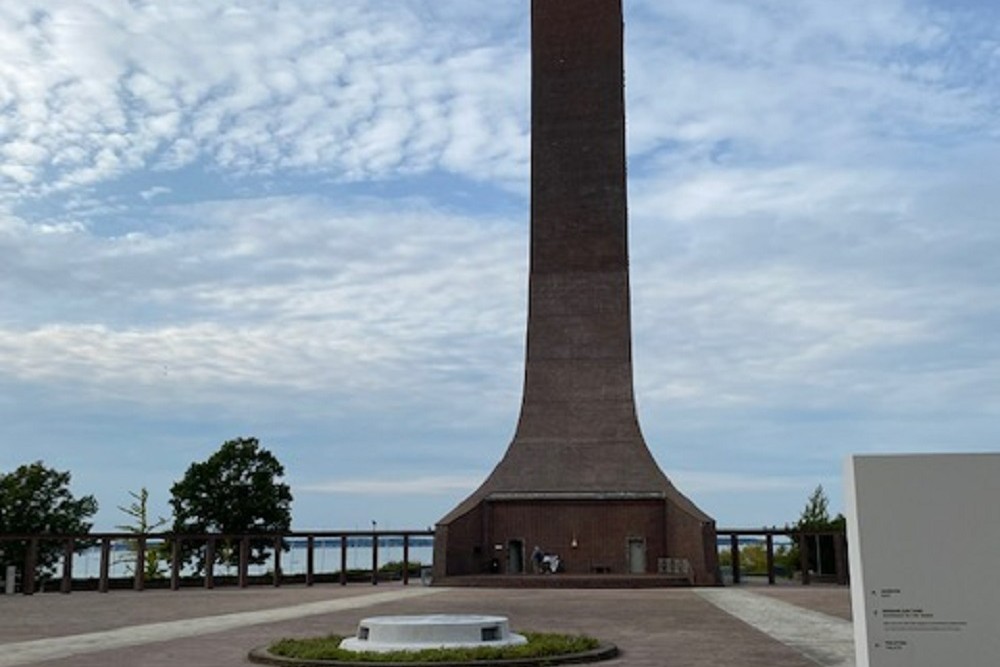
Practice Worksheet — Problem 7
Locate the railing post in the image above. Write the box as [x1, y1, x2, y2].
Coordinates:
[306, 535, 315, 587]
[765, 533, 775, 585]
[340, 535, 348, 586]
[371, 531, 379, 585]
[61, 538, 74, 594]
[205, 537, 215, 589]
[134, 536, 146, 591]
[729, 534, 741, 585]
[59, 537, 74, 593]
[273, 536, 282, 587]
[798, 532, 811, 585]
[402, 534, 410, 586]
[239, 537, 249, 588]
[170, 538, 181, 591]
[835, 532, 848, 585]
[23, 538, 38, 595]
[100, 537, 111, 593]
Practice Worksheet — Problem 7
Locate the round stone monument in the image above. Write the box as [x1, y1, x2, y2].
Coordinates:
[339, 614, 527, 653]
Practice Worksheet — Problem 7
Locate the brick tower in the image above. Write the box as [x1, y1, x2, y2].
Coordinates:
[433, 0, 718, 585]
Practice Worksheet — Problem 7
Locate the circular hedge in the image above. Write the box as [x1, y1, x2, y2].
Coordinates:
[248, 631, 618, 667]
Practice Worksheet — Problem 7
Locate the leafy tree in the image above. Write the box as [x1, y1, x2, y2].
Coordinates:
[378, 560, 423, 578]
[115, 487, 168, 579]
[169, 437, 292, 573]
[0, 462, 98, 577]
[786, 485, 846, 575]
[719, 542, 783, 576]
[738, 543, 768, 574]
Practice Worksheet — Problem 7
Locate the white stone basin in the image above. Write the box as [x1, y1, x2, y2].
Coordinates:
[339, 614, 528, 653]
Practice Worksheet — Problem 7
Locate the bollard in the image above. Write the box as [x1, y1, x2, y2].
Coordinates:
[4, 565, 15, 594]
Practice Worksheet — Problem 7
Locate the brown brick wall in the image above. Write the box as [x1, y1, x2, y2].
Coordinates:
[438, 497, 718, 582]
[665, 503, 720, 584]
[435, 505, 484, 577]
[487, 499, 666, 574]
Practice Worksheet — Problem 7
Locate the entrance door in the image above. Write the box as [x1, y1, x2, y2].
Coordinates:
[627, 537, 646, 574]
[507, 540, 524, 574]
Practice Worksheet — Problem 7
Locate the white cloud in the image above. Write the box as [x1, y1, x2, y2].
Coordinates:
[2, 0, 999, 530]
[0, 195, 526, 418]
[0, 1, 530, 206]
[300, 475, 482, 496]
[631, 163, 904, 224]
[626, 0, 996, 164]
[2, 140, 49, 165]
[139, 186, 171, 201]
[670, 470, 817, 494]
[0, 164, 35, 185]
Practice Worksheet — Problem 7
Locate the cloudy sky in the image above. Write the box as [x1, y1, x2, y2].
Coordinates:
[2, 0, 998, 534]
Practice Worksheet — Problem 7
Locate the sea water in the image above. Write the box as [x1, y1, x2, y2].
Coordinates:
[65, 537, 434, 580]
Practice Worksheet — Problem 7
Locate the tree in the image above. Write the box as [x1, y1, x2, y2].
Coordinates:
[0, 462, 98, 577]
[115, 487, 168, 579]
[169, 437, 292, 573]
[738, 543, 768, 574]
[798, 485, 832, 530]
[719, 541, 779, 576]
[787, 485, 846, 576]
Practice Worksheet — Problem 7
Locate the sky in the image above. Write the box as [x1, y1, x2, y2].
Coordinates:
[1, 0, 998, 534]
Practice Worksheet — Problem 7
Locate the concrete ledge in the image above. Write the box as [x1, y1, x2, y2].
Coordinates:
[435, 574, 691, 589]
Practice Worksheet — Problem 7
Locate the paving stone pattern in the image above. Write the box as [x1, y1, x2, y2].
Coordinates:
[0, 584, 854, 667]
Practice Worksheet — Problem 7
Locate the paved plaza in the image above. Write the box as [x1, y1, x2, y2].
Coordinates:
[0, 583, 854, 667]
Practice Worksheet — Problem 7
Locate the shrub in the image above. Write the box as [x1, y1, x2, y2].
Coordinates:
[269, 631, 601, 663]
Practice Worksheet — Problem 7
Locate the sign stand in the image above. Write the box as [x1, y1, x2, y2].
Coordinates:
[846, 453, 1000, 666]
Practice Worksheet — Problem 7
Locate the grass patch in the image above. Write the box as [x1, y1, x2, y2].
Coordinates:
[269, 632, 601, 663]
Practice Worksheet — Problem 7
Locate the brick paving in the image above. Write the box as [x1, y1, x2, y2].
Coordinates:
[0, 583, 854, 667]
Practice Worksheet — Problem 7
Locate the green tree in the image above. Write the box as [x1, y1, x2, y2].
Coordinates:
[799, 485, 831, 529]
[0, 462, 98, 577]
[786, 485, 846, 576]
[115, 487, 168, 579]
[719, 542, 776, 576]
[739, 543, 768, 574]
[169, 437, 292, 573]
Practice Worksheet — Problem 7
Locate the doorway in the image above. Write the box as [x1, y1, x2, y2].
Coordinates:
[507, 540, 524, 574]
[627, 537, 646, 574]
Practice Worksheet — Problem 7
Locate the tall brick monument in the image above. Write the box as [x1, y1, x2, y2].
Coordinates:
[434, 0, 718, 585]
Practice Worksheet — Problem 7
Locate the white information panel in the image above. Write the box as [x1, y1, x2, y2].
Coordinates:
[845, 453, 1000, 667]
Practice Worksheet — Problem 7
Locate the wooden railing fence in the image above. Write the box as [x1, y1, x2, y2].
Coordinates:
[0, 529, 433, 595]
[2, 527, 848, 594]
[716, 528, 849, 586]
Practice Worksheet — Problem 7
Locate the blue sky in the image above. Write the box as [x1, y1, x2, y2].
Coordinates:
[1, 0, 998, 533]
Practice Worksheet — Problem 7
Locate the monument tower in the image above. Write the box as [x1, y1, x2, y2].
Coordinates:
[434, 0, 718, 584]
